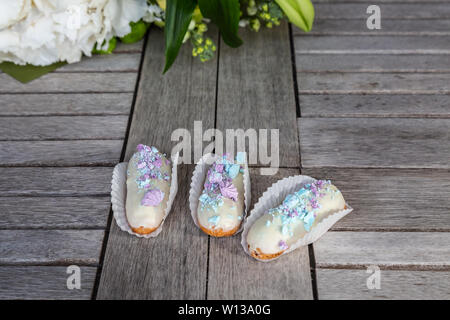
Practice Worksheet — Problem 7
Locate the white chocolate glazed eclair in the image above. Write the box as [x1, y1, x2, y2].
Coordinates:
[126, 144, 171, 235]
[246, 180, 345, 260]
[197, 154, 245, 237]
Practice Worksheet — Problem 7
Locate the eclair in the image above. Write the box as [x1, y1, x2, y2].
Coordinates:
[246, 180, 345, 260]
[126, 144, 171, 235]
[197, 154, 245, 237]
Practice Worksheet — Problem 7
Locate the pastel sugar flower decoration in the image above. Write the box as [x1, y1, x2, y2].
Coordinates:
[215, 164, 224, 173]
[141, 189, 164, 207]
[226, 164, 240, 179]
[209, 171, 223, 184]
[283, 194, 299, 209]
[220, 181, 238, 201]
[199, 154, 244, 212]
[279, 240, 289, 250]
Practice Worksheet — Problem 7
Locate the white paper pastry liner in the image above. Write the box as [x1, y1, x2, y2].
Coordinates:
[241, 174, 353, 262]
[189, 153, 251, 235]
[111, 152, 179, 238]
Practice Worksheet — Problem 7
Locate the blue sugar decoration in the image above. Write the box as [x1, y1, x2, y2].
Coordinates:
[208, 215, 220, 225]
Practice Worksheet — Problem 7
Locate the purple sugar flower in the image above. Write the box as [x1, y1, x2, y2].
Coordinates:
[141, 189, 164, 207]
[279, 240, 288, 250]
[154, 158, 162, 168]
[220, 181, 238, 201]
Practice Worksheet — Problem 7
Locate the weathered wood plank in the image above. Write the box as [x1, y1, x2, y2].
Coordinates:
[302, 168, 450, 231]
[0, 167, 112, 196]
[115, 40, 144, 53]
[314, 231, 450, 268]
[0, 266, 97, 299]
[293, 19, 450, 35]
[0, 140, 122, 166]
[208, 168, 313, 299]
[316, 269, 450, 300]
[298, 73, 450, 94]
[0, 116, 128, 141]
[98, 166, 210, 299]
[0, 73, 137, 93]
[0, 196, 110, 229]
[0, 93, 133, 116]
[57, 54, 141, 72]
[298, 118, 450, 168]
[97, 29, 217, 299]
[295, 36, 450, 54]
[299, 94, 450, 118]
[216, 22, 299, 167]
[0, 230, 104, 265]
[314, 3, 450, 19]
[124, 38, 217, 163]
[296, 54, 450, 72]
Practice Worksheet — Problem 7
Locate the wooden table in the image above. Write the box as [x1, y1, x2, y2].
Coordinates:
[1, 0, 449, 299]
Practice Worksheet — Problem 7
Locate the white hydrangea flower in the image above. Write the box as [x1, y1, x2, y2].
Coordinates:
[143, 4, 164, 24]
[0, 0, 149, 66]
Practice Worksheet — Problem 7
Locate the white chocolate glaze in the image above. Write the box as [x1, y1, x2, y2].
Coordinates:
[247, 181, 345, 255]
[197, 155, 245, 235]
[126, 145, 171, 232]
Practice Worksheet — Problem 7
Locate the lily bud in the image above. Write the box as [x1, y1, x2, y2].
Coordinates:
[275, 0, 314, 32]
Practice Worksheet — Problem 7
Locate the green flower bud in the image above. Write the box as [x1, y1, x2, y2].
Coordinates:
[275, 0, 314, 32]
[120, 21, 148, 44]
[92, 37, 117, 55]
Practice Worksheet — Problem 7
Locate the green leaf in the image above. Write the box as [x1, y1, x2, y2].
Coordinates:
[198, 0, 243, 48]
[120, 21, 149, 44]
[164, 0, 197, 73]
[275, 0, 314, 32]
[0, 61, 66, 83]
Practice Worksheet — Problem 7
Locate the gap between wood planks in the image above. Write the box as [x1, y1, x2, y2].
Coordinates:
[91, 32, 149, 300]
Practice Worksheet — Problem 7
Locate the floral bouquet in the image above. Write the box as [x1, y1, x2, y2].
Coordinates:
[0, 0, 314, 82]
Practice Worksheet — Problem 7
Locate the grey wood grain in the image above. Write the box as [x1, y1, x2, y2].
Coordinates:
[0, 196, 110, 229]
[296, 54, 450, 73]
[97, 166, 209, 299]
[208, 168, 313, 300]
[316, 269, 450, 300]
[293, 19, 450, 35]
[314, 3, 450, 19]
[216, 22, 299, 167]
[56, 54, 141, 72]
[299, 94, 450, 118]
[124, 34, 217, 163]
[97, 29, 217, 299]
[0, 230, 104, 265]
[298, 118, 450, 168]
[314, 231, 450, 269]
[114, 40, 144, 53]
[0, 116, 128, 141]
[0, 266, 97, 299]
[302, 168, 450, 231]
[295, 36, 450, 54]
[0, 140, 122, 166]
[0, 167, 112, 196]
[298, 73, 450, 94]
[0, 93, 133, 116]
[0, 73, 137, 93]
